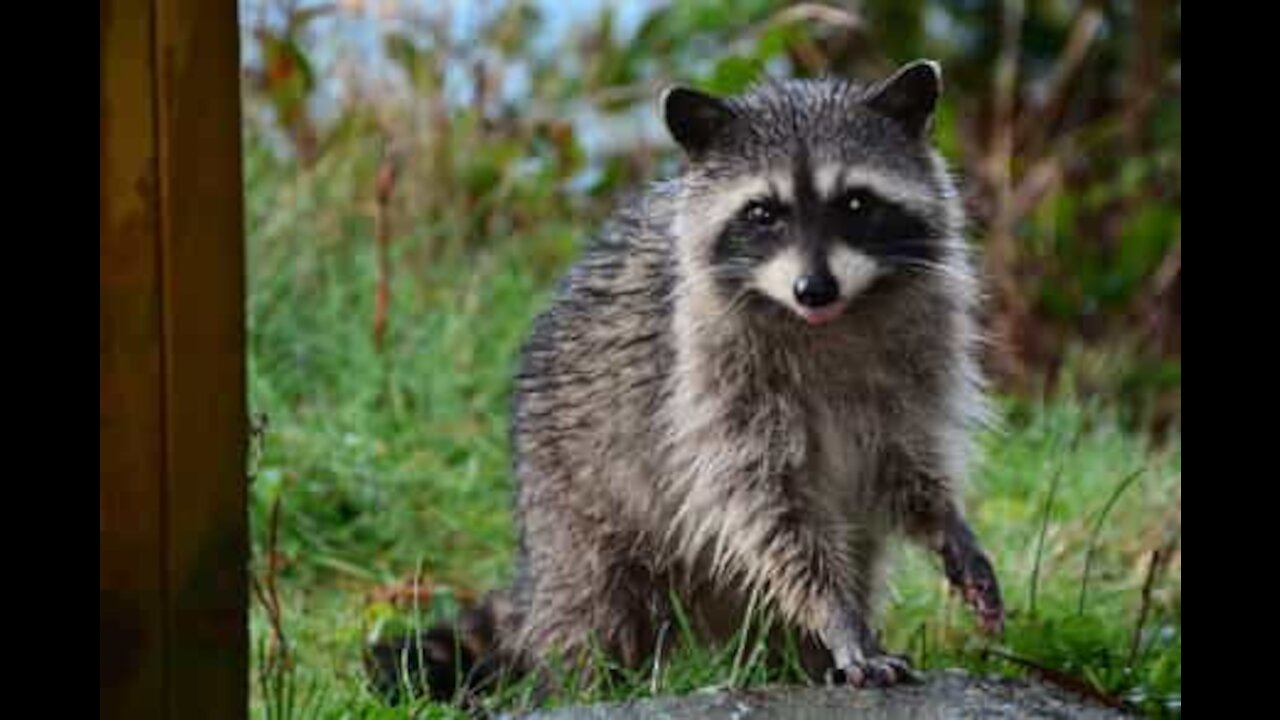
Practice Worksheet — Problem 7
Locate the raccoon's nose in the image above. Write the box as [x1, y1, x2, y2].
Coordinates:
[793, 273, 839, 308]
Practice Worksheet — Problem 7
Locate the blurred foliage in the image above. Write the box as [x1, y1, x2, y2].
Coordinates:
[240, 0, 1180, 434]
[240, 3, 1180, 715]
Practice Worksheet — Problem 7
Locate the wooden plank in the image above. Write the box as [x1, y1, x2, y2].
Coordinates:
[101, 0, 248, 717]
[153, 0, 248, 717]
[100, 1, 166, 718]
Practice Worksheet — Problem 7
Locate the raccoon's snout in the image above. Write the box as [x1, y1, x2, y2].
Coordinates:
[794, 273, 839, 308]
[753, 246, 865, 326]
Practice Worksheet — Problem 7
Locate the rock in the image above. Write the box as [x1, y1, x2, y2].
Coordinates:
[509, 669, 1134, 720]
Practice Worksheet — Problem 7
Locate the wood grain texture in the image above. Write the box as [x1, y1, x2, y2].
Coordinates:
[154, 0, 248, 716]
[101, 0, 247, 717]
[101, 2, 166, 717]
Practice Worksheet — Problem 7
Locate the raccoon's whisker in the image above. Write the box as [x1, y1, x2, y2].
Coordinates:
[885, 256, 970, 285]
[723, 290, 755, 318]
[698, 286, 753, 326]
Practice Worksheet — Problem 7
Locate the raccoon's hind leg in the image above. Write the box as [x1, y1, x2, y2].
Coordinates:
[513, 537, 667, 693]
[362, 591, 517, 706]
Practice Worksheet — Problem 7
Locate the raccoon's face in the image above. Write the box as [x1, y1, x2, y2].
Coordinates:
[663, 60, 956, 326]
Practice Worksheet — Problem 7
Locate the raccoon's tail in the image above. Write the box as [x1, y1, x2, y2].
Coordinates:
[362, 591, 519, 707]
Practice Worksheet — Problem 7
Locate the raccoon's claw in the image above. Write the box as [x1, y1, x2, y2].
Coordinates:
[945, 549, 1004, 635]
[884, 653, 922, 683]
[964, 575, 1005, 635]
[831, 653, 919, 688]
[940, 519, 1005, 636]
[820, 609, 920, 689]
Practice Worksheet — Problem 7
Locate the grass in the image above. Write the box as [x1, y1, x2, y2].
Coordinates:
[245, 139, 1181, 719]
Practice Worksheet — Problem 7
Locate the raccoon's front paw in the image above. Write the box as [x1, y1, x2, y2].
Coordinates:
[820, 612, 920, 689]
[826, 653, 919, 688]
[943, 545, 1004, 635]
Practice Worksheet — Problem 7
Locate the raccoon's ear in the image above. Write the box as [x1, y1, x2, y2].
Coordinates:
[660, 86, 736, 158]
[863, 59, 942, 138]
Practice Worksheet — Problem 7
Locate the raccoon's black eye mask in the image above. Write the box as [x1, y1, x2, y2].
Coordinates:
[833, 187, 884, 223]
[720, 186, 941, 266]
[733, 187, 924, 237]
[828, 186, 941, 263]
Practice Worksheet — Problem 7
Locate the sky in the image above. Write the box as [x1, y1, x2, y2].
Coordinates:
[239, 0, 671, 157]
[239, 0, 661, 70]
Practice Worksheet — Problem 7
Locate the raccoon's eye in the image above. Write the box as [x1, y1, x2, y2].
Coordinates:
[743, 200, 784, 227]
[840, 189, 877, 215]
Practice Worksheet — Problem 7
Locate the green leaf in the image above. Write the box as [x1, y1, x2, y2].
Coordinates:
[704, 55, 765, 95]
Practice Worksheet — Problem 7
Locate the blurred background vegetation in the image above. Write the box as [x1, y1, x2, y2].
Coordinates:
[241, 1, 1179, 717]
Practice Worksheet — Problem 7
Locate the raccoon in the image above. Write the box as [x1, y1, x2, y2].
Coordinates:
[366, 59, 1004, 705]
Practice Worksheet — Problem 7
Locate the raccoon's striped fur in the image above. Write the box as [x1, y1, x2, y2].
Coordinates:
[366, 59, 1004, 705]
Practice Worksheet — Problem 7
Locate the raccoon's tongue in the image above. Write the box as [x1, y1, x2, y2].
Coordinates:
[798, 302, 848, 326]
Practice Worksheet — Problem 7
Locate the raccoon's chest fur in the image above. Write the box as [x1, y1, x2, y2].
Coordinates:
[666, 316, 917, 504]
[809, 395, 879, 509]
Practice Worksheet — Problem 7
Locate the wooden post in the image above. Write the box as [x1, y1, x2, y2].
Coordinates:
[101, 0, 247, 717]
